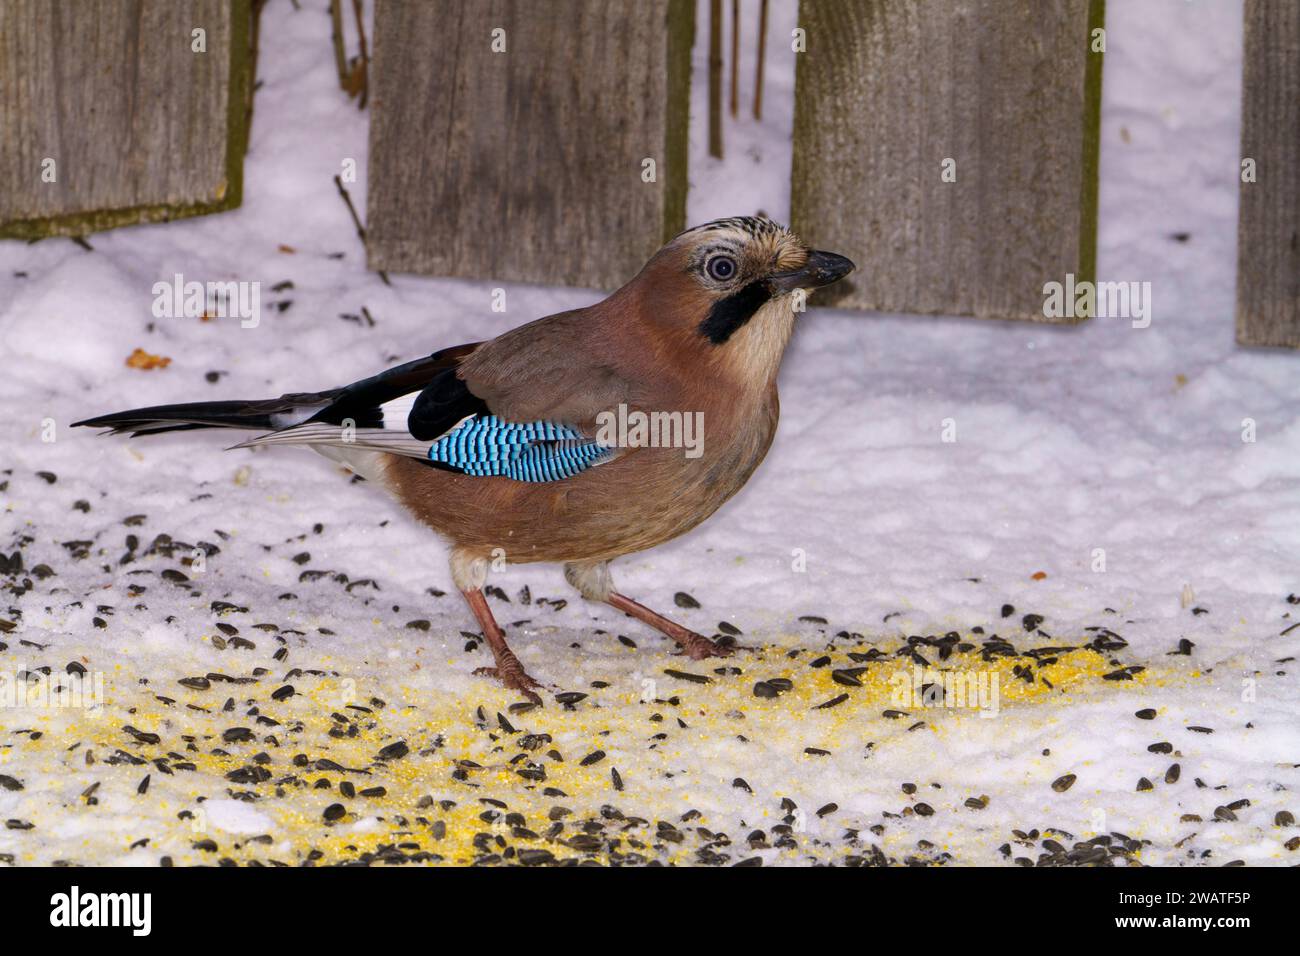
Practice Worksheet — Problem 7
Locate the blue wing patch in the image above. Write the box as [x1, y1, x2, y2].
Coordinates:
[427, 415, 612, 482]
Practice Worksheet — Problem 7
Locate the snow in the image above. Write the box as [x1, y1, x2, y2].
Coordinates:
[0, 0, 1296, 867]
[201, 799, 275, 835]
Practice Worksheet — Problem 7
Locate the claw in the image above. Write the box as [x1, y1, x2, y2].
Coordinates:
[473, 665, 544, 705]
[681, 633, 734, 660]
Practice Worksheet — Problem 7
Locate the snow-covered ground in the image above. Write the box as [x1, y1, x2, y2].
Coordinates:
[0, 0, 1296, 866]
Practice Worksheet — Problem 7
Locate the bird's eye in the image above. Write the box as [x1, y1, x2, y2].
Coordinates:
[705, 255, 737, 282]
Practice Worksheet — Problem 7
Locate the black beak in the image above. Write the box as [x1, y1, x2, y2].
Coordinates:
[769, 250, 856, 293]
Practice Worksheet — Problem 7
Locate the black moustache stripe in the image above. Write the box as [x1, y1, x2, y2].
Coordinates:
[698, 280, 772, 344]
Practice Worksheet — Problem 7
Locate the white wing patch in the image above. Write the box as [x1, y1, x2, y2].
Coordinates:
[378, 393, 419, 430]
[268, 405, 327, 429]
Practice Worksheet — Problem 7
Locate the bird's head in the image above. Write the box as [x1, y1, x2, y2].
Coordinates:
[627, 215, 855, 385]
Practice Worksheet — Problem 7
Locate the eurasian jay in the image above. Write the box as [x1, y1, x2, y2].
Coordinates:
[75, 216, 854, 703]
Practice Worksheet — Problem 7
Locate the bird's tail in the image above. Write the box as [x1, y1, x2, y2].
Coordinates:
[72, 393, 334, 438]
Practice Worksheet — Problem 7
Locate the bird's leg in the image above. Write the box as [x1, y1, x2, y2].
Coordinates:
[606, 593, 734, 660]
[451, 548, 542, 703]
[563, 560, 732, 661]
[461, 588, 543, 704]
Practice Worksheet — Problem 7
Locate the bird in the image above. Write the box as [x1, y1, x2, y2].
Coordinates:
[75, 215, 854, 704]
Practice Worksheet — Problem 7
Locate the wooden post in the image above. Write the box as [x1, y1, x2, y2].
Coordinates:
[0, 0, 252, 239]
[754, 0, 768, 120]
[1236, 0, 1300, 348]
[729, 0, 740, 119]
[708, 0, 724, 157]
[790, 0, 1104, 321]
[366, 0, 694, 291]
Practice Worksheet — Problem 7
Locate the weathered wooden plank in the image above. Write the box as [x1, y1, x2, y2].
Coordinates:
[367, 0, 694, 290]
[791, 0, 1104, 321]
[1236, 0, 1300, 348]
[0, 0, 250, 239]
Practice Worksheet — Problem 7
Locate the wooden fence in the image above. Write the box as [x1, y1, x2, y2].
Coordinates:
[366, 0, 694, 290]
[1236, 0, 1300, 348]
[0, 0, 251, 239]
[791, 0, 1103, 322]
[0, 0, 1295, 347]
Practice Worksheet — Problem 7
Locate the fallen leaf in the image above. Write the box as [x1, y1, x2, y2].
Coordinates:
[125, 348, 171, 370]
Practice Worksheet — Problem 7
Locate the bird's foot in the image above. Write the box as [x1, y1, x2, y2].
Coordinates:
[606, 592, 744, 661]
[473, 663, 544, 705]
[462, 586, 545, 704]
[678, 631, 735, 661]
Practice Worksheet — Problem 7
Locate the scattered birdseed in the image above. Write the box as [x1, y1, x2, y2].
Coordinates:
[0, 529, 1258, 868]
[376, 741, 409, 761]
[663, 668, 710, 684]
[814, 693, 849, 710]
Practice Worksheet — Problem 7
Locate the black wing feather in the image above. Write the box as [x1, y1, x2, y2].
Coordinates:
[407, 368, 490, 441]
[306, 343, 482, 429]
[75, 343, 483, 439]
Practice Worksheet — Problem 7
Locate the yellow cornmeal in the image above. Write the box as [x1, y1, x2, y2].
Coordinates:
[3, 641, 1166, 867]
